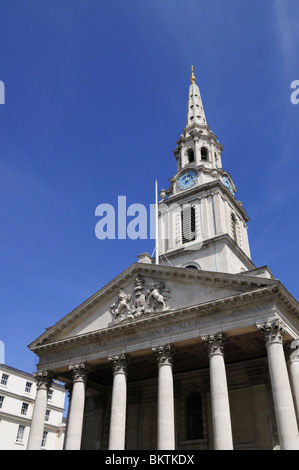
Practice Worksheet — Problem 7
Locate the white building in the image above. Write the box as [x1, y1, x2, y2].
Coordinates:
[0, 364, 66, 450]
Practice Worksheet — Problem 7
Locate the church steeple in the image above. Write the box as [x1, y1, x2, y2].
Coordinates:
[186, 66, 207, 127]
[157, 67, 254, 274]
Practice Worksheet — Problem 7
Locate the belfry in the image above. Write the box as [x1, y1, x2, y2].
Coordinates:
[28, 68, 299, 451]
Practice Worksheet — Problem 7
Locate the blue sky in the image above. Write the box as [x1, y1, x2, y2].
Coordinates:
[0, 0, 298, 373]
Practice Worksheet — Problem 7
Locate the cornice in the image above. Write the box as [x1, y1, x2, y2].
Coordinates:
[28, 261, 298, 353]
[163, 233, 255, 269]
[163, 178, 249, 221]
[30, 284, 287, 355]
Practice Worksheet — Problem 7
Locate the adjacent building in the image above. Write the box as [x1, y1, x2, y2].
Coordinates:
[26, 68, 299, 450]
[0, 364, 66, 450]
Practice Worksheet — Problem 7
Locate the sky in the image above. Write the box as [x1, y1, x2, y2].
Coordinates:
[0, 0, 299, 374]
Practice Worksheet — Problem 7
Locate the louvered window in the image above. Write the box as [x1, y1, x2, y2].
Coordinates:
[181, 206, 196, 244]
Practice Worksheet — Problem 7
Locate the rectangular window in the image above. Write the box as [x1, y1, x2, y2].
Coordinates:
[0, 373, 9, 386]
[21, 402, 29, 415]
[0, 396, 4, 408]
[45, 409, 50, 422]
[181, 206, 196, 244]
[41, 431, 48, 447]
[47, 389, 53, 401]
[25, 381, 32, 393]
[16, 425, 25, 443]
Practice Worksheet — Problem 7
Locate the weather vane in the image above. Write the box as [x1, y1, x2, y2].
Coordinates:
[191, 65, 196, 84]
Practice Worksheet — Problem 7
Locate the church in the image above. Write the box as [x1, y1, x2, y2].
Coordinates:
[27, 68, 299, 451]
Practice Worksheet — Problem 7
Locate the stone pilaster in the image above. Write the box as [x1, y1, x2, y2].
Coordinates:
[202, 333, 233, 450]
[108, 354, 128, 450]
[27, 370, 53, 450]
[258, 320, 299, 450]
[152, 344, 175, 450]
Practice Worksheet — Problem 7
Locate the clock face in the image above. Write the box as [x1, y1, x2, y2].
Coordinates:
[177, 171, 197, 190]
[223, 176, 233, 193]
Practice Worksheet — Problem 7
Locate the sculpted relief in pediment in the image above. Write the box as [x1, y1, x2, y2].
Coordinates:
[110, 276, 172, 325]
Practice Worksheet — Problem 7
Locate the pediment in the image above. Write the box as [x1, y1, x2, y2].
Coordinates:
[29, 263, 277, 350]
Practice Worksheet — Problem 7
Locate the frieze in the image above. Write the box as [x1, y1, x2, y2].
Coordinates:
[36, 301, 274, 368]
[109, 276, 172, 325]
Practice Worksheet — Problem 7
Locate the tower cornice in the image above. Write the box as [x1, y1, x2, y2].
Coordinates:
[161, 178, 249, 221]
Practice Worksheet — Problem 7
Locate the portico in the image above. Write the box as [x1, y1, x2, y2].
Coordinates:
[27, 263, 299, 450]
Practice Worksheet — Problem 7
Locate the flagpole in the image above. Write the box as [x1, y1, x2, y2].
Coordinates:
[155, 179, 159, 265]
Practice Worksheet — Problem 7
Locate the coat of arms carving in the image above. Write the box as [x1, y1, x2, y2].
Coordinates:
[110, 276, 171, 325]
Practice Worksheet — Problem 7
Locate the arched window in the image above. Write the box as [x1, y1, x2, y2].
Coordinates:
[187, 148, 194, 163]
[184, 265, 198, 270]
[181, 206, 196, 244]
[186, 392, 204, 440]
[201, 147, 208, 161]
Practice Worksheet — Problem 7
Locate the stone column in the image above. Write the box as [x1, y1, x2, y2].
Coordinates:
[64, 363, 89, 450]
[289, 339, 299, 424]
[202, 333, 233, 450]
[152, 344, 175, 450]
[258, 320, 299, 450]
[27, 370, 52, 450]
[108, 354, 128, 450]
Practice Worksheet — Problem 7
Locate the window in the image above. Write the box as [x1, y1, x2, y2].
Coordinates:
[25, 381, 32, 393]
[45, 409, 51, 422]
[41, 431, 48, 448]
[0, 373, 9, 386]
[16, 425, 25, 443]
[0, 396, 4, 408]
[187, 148, 194, 163]
[184, 265, 198, 270]
[181, 206, 196, 244]
[47, 389, 53, 401]
[21, 402, 29, 415]
[186, 392, 204, 440]
[201, 147, 208, 161]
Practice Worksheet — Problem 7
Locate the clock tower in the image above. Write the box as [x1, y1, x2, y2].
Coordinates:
[157, 67, 254, 274]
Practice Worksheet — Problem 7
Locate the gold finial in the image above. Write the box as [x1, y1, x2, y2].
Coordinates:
[191, 65, 196, 84]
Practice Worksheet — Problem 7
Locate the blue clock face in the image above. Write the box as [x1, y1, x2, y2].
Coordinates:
[177, 171, 197, 190]
[223, 176, 233, 193]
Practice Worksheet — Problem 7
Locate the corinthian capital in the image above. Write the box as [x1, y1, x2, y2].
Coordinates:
[69, 362, 90, 383]
[108, 353, 128, 374]
[33, 370, 53, 390]
[290, 339, 299, 363]
[258, 320, 285, 345]
[202, 332, 225, 355]
[152, 343, 174, 366]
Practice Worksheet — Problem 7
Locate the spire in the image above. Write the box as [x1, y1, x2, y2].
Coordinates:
[186, 66, 207, 127]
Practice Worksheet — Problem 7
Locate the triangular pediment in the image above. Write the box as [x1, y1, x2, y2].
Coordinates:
[29, 263, 279, 350]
